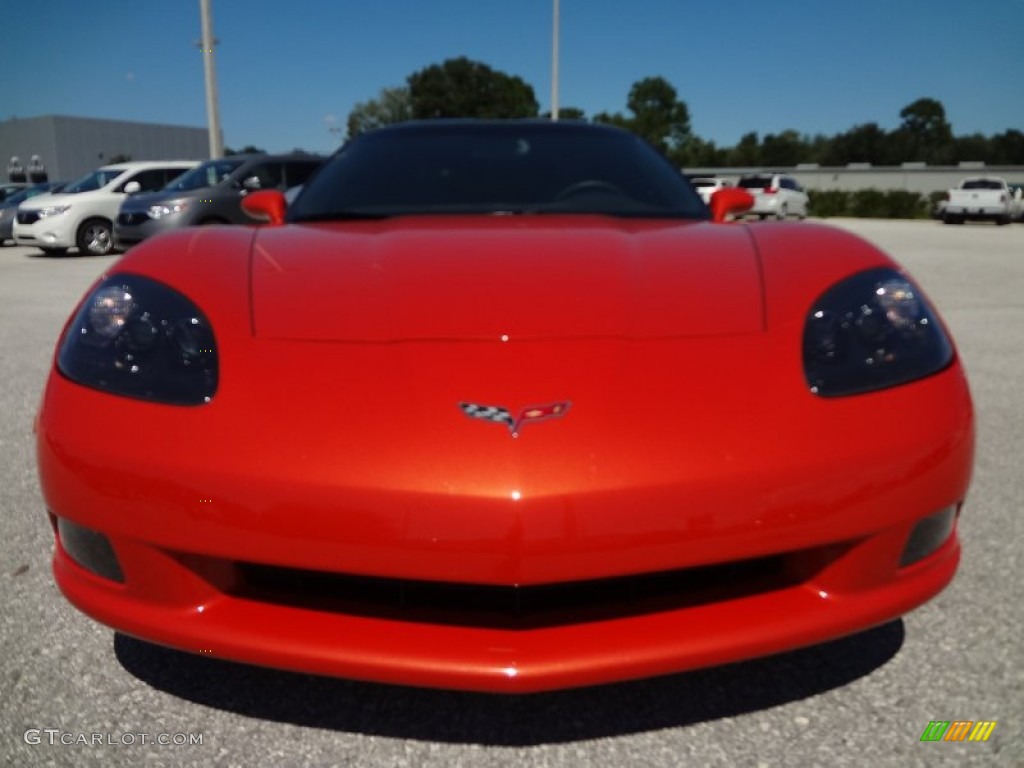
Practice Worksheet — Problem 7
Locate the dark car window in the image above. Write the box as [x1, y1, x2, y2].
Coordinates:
[962, 180, 1003, 190]
[165, 159, 245, 192]
[243, 163, 284, 190]
[120, 169, 176, 193]
[737, 176, 773, 190]
[63, 169, 123, 194]
[283, 160, 320, 188]
[290, 122, 707, 221]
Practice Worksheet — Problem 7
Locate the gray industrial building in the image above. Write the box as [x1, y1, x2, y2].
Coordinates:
[1, 115, 208, 183]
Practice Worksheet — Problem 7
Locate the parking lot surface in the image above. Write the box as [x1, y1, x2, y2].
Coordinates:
[2, 219, 1021, 767]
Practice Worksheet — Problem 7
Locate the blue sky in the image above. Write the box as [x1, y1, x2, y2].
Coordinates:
[3, 1, 1022, 156]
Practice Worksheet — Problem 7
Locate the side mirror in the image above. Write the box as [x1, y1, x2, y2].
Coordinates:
[241, 189, 286, 225]
[709, 188, 754, 223]
[123, 180, 141, 195]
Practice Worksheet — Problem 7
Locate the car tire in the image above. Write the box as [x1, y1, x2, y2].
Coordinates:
[943, 214, 963, 225]
[996, 215, 1011, 226]
[76, 218, 114, 256]
[776, 204, 788, 221]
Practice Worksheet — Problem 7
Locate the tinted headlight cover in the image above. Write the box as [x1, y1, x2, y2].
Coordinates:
[58, 274, 217, 405]
[803, 267, 953, 397]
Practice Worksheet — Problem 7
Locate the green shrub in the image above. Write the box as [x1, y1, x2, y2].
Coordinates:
[806, 188, 930, 219]
[806, 190, 848, 218]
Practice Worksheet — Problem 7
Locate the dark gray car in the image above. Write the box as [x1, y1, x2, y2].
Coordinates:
[0, 182, 65, 244]
[113, 153, 322, 248]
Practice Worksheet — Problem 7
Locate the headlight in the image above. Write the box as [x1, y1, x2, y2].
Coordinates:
[803, 267, 953, 397]
[37, 205, 71, 218]
[147, 200, 189, 219]
[58, 275, 217, 405]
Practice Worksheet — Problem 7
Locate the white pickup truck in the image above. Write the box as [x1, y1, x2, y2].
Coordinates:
[943, 177, 1022, 225]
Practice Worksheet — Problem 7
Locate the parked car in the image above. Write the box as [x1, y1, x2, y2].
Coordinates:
[114, 153, 323, 249]
[13, 160, 198, 255]
[0, 182, 28, 203]
[0, 182, 65, 245]
[38, 120, 972, 693]
[689, 176, 732, 205]
[736, 173, 809, 220]
[943, 177, 1019, 225]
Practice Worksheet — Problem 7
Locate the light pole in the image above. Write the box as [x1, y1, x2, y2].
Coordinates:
[198, 0, 224, 158]
[551, 0, 560, 121]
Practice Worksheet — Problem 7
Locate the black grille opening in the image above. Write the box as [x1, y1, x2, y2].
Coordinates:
[17, 211, 40, 225]
[229, 555, 797, 629]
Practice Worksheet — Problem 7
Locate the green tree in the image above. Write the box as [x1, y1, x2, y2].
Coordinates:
[991, 129, 1024, 164]
[677, 136, 728, 168]
[760, 130, 808, 167]
[591, 110, 631, 130]
[626, 76, 692, 157]
[407, 57, 539, 119]
[896, 97, 953, 164]
[728, 132, 761, 166]
[346, 86, 413, 139]
[542, 106, 587, 120]
[225, 145, 266, 156]
[821, 123, 896, 166]
[594, 77, 692, 160]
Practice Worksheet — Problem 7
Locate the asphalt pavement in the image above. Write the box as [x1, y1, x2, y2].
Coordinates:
[1, 219, 1021, 767]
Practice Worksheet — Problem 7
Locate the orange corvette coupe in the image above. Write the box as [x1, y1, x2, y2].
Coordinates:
[37, 121, 973, 693]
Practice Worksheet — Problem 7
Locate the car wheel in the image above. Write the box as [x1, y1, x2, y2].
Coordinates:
[996, 215, 1011, 226]
[943, 214, 962, 225]
[758, 214, 768, 221]
[76, 218, 114, 255]
[776, 204, 788, 221]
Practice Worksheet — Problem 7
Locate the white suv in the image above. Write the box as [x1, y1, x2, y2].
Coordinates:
[736, 173, 809, 220]
[689, 176, 732, 205]
[13, 160, 198, 255]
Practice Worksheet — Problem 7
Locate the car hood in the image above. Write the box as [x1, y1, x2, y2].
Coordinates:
[19, 192, 75, 210]
[250, 217, 764, 342]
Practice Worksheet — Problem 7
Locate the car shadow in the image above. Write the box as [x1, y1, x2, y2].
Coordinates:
[114, 620, 903, 745]
[23, 247, 117, 258]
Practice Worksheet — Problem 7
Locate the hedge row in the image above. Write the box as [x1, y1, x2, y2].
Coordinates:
[807, 189, 939, 219]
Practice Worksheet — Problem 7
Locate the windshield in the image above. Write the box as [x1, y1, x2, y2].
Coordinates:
[962, 179, 1003, 190]
[289, 121, 707, 222]
[164, 158, 245, 192]
[63, 169, 124, 194]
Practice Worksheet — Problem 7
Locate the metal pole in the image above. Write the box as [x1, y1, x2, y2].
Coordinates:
[199, 0, 223, 158]
[551, 0, 560, 120]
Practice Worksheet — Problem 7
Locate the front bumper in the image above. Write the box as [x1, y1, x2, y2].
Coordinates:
[38, 335, 973, 692]
[113, 214, 178, 249]
[14, 214, 75, 249]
